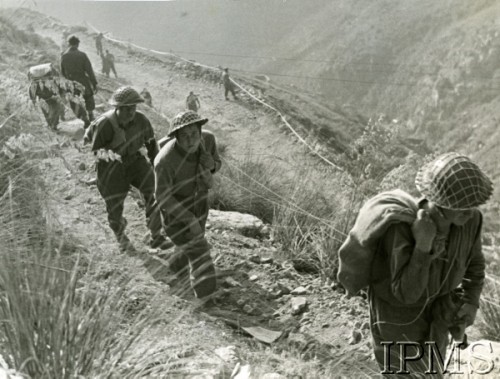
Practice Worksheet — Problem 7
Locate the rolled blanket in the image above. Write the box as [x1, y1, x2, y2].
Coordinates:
[337, 189, 418, 295]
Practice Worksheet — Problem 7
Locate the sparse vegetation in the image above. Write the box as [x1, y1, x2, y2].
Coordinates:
[480, 277, 500, 341]
[1, 5, 499, 377]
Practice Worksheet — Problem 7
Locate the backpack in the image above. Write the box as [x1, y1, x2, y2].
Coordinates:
[337, 189, 418, 295]
[28, 62, 85, 104]
[28, 63, 60, 102]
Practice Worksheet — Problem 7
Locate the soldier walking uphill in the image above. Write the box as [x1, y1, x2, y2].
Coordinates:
[84, 86, 172, 253]
[61, 35, 98, 129]
[154, 111, 221, 298]
[104, 50, 118, 79]
[141, 88, 153, 107]
[95, 32, 104, 57]
[221, 68, 238, 101]
[338, 153, 493, 377]
[185, 91, 200, 112]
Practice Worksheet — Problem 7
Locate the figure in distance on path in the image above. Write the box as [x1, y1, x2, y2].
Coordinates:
[154, 110, 222, 298]
[221, 67, 238, 100]
[104, 49, 118, 79]
[141, 88, 153, 107]
[60, 35, 98, 129]
[185, 91, 200, 112]
[95, 32, 104, 57]
[84, 86, 173, 253]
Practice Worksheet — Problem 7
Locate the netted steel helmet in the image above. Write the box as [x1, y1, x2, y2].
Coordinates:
[415, 152, 493, 210]
[168, 110, 208, 137]
[109, 86, 145, 107]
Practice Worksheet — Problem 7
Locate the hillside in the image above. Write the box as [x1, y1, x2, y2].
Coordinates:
[257, 0, 500, 200]
[1, 5, 500, 379]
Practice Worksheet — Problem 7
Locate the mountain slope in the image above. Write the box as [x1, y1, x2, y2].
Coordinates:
[256, 0, 500, 204]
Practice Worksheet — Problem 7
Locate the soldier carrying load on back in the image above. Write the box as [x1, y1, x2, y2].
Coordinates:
[84, 86, 173, 253]
[28, 63, 66, 130]
[28, 62, 89, 130]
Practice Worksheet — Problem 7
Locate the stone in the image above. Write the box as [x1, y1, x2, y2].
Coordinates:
[291, 286, 307, 295]
[78, 162, 86, 170]
[348, 329, 362, 345]
[241, 326, 282, 344]
[224, 277, 242, 288]
[207, 210, 266, 238]
[231, 363, 252, 379]
[85, 178, 97, 186]
[214, 345, 239, 363]
[291, 297, 308, 315]
[249, 254, 261, 264]
[260, 256, 273, 264]
[261, 374, 287, 379]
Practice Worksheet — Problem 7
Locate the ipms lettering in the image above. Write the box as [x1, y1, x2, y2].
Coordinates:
[381, 341, 494, 375]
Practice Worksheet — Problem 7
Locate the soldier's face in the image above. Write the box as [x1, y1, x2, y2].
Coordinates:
[116, 105, 136, 124]
[437, 206, 475, 226]
[176, 124, 201, 154]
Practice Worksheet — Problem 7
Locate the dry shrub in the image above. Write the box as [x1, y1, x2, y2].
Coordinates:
[479, 274, 500, 341]
[209, 150, 358, 279]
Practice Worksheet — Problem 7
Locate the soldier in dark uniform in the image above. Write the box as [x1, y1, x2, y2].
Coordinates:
[95, 32, 104, 56]
[61, 35, 98, 128]
[221, 68, 238, 100]
[84, 86, 172, 253]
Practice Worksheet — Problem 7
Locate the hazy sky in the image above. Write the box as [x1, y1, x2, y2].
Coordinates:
[0, 0, 317, 70]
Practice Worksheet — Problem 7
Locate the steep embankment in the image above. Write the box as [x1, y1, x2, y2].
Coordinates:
[0, 8, 380, 378]
[259, 0, 500, 203]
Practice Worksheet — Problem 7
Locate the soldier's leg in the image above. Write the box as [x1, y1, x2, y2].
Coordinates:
[96, 161, 132, 252]
[184, 237, 216, 298]
[40, 101, 51, 128]
[129, 157, 172, 249]
[230, 86, 238, 100]
[111, 63, 118, 78]
[188, 194, 216, 297]
[58, 98, 66, 121]
[162, 205, 192, 275]
[84, 94, 95, 122]
[69, 99, 90, 128]
[46, 98, 60, 129]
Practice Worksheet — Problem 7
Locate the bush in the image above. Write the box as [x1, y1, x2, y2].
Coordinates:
[209, 150, 359, 280]
[0, 149, 159, 377]
[479, 275, 500, 341]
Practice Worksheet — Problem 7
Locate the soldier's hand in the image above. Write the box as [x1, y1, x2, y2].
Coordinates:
[456, 303, 478, 327]
[189, 220, 203, 238]
[199, 148, 215, 171]
[411, 209, 437, 253]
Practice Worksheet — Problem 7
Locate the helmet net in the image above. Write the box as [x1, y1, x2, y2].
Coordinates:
[415, 152, 493, 210]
